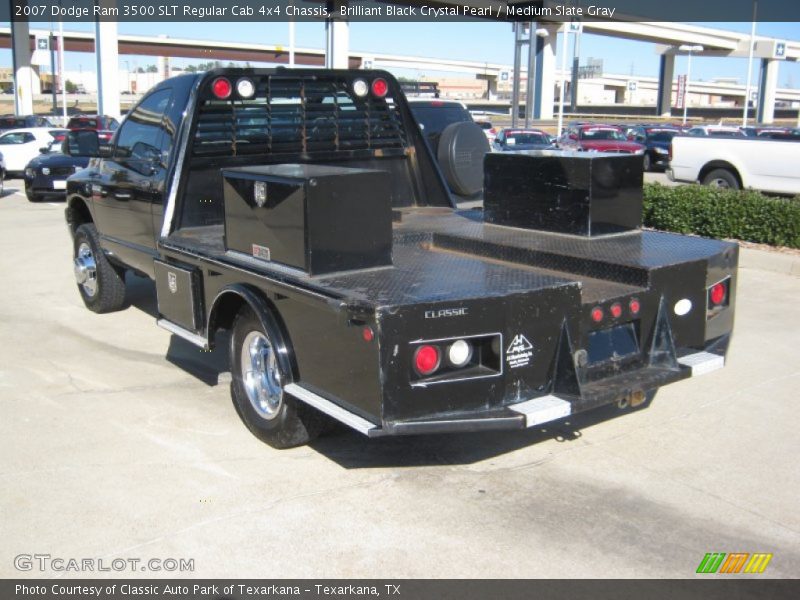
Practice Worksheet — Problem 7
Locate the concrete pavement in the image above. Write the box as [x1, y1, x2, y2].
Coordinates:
[1, 181, 798, 579]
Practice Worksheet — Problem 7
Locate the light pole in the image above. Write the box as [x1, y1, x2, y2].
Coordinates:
[557, 25, 570, 137]
[743, 0, 758, 127]
[679, 45, 703, 125]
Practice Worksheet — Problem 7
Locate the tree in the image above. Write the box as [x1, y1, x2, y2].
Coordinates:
[146, 65, 158, 73]
[65, 79, 78, 93]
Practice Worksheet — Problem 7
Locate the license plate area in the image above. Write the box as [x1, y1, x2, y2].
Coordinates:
[587, 322, 640, 366]
[53, 180, 67, 190]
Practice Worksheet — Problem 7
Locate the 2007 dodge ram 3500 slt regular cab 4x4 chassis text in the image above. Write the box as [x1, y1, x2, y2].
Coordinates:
[65, 70, 737, 448]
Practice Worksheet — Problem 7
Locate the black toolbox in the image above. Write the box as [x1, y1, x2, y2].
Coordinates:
[222, 164, 392, 275]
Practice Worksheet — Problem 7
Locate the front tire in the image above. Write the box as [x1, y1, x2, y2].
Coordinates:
[230, 306, 325, 449]
[702, 168, 740, 190]
[642, 153, 652, 172]
[73, 223, 127, 313]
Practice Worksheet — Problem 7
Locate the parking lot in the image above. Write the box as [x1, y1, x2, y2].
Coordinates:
[1, 177, 799, 579]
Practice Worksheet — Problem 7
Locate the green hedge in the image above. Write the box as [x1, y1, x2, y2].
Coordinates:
[642, 183, 800, 249]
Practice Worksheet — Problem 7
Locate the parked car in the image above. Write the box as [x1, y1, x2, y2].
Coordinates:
[24, 131, 96, 202]
[558, 124, 645, 155]
[685, 125, 745, 138]
[66, 114, 120, 144]
[475, 120, 497, 145]
[0, 151, 5, 195]
[0, 128, 69, 175]
[0, 114, 55, 134]
[493, 128, 555, 152]
[627, 127, 680, 171]
[669, 135, 800, 194]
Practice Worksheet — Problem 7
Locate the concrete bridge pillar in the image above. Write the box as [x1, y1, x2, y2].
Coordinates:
[11, 17, 34, 115]
[656, 54, 675, 117]
[534, 24, 558, 120]
[756, 58, 779, 124]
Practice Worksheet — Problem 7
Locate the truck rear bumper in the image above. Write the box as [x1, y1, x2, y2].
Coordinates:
[287, 351, 723, 437]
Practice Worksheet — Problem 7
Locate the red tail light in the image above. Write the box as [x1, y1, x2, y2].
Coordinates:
[413, 345, 441, 376]
[709, 282, 727, 305]
[371, 78, 389, 98]
[707, 278, 730, 318]
[668, 143, 673, 162]
[629, 298, 641, 315]
[610, 303, 622, 319]
[211, 77, 232, 99]
[591, 307, 604, 323]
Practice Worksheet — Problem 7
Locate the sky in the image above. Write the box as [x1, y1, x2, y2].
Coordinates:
[5, 20, 800, 87]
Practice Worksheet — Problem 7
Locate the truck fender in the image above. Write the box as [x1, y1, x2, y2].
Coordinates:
[65, 196, 93, 236]
[207, 284, 297, 381]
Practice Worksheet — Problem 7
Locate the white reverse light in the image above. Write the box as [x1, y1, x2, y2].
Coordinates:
[352, 79, 369, 98]
[236, 78, 256, 99]
[674, 298, 692, 316]
[447, 339, 473, 368]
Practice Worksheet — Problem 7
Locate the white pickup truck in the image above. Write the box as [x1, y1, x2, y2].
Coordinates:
[668, 135, 800, 195]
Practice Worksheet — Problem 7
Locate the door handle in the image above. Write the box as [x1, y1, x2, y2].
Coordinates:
[113, 191, 132, 200]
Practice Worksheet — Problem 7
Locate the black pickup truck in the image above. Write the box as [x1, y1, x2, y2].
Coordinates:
[65, 69, 737, 448]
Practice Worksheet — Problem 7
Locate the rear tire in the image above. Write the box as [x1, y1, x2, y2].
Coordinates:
[73, 223, 127, 313]
[642, 153, 652, 172]
[702, 168, 740, 190]
[230, 306, 325, 449]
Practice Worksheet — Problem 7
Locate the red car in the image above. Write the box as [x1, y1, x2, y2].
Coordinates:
[559, 124, 645, 154]
[66, 114, 120, 144]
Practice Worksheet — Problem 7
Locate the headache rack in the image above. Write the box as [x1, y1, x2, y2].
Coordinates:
[192, 74, 410, 159]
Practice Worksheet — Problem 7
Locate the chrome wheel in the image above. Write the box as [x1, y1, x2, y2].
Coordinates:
[74, 242, 98, 297]
[707, 177, 731, 189]
[241, 331, 283, 420]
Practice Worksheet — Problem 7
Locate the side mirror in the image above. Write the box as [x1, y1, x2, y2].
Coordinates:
[67, 130, 101, 157]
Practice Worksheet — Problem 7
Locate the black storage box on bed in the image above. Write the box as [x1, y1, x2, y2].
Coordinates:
[222, 164, 393, 276]
[483, 151, 643, 237]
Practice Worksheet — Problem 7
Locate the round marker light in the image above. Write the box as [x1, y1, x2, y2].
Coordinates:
[610, 303, 622, 319]
[591, 307, 604, 323]
[362, 327, 374, 342]
[709, 282, 726, 305]
[371, 78, 389, 98]
[352, 78, 369, 98]
[629, 298, 641, 315]
[447, 339, 473, 368]
[211, 77, 232, 99]
[413, 345, 441, 376]
[236, 78, 256, 99]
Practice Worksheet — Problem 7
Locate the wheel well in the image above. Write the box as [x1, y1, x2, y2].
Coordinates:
[207, 286, 297, 379]
[698, 161, 742, 187]
[207, 291, 246, 341]
[66, 198, 93, 235]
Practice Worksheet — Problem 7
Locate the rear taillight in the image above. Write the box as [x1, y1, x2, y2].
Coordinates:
[668, 143, 673, 162]
[211, 77, 232, 99]
[371, 78, 389, 98]
[410, 334, 501, 383]
[707, 278, 730, 318]
[413, 345, 441, 376]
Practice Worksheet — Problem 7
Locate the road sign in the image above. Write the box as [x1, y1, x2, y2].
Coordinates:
[676, 75, 687, 109]
[31, 35, 51, 67]
[627, 80, 638, 92]
[569, 21, 583, 33]
[773, 41, 787, 59]
[362, 57, 375, 70]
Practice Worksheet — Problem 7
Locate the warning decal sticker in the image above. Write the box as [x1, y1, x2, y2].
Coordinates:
[506, 334, 533, 369]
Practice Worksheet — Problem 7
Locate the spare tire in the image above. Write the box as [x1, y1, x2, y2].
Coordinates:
[437, 121, 491, 197]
